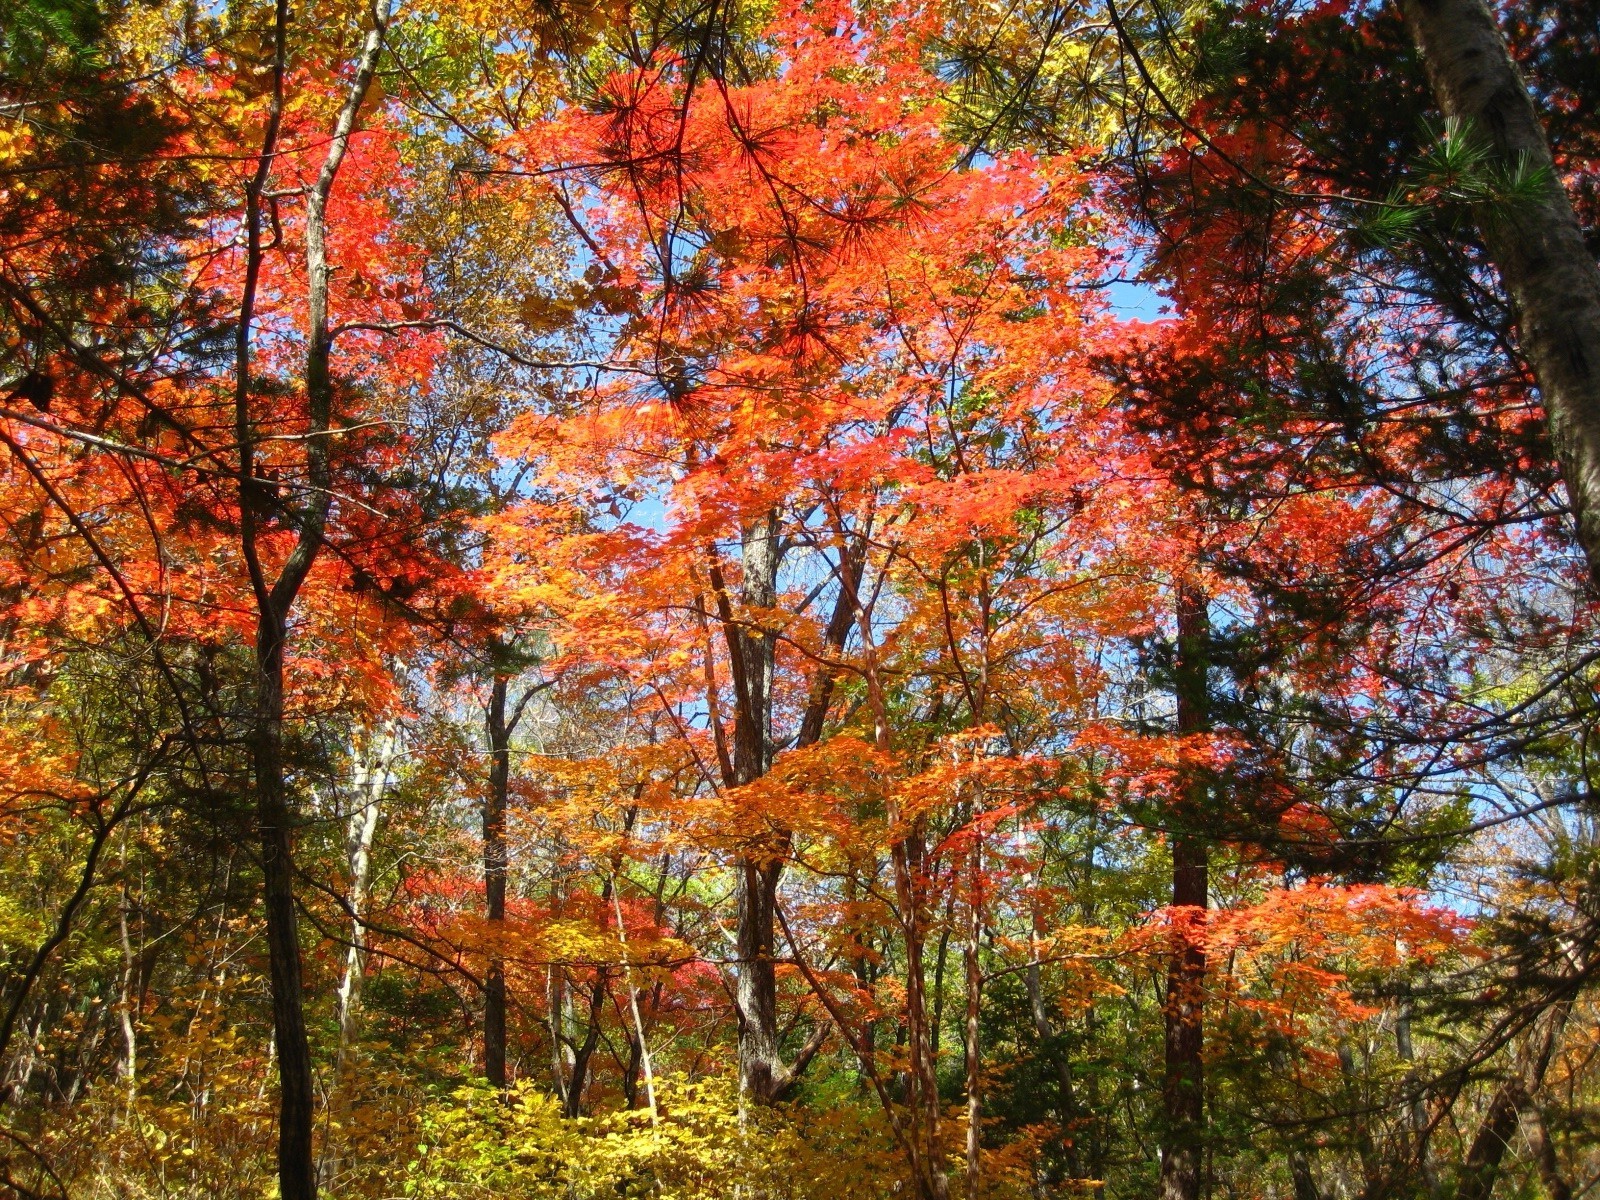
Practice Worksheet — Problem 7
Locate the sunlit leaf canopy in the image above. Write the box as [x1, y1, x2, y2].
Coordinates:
[1, 0, 1597, 1198]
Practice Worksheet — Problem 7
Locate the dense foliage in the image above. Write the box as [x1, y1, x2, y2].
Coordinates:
[2, 1, 1598, 1198]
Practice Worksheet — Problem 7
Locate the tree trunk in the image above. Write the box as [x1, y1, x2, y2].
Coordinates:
[612, 879, 659, 1123]
[735, 854, 783, 1099]
[335, 722, 397, 1071]
[964, 838, 983, 1199]
[1159, 581, 1209, 1200]
[1456, 1005, 1568, 1200]
[1395, 992, 1436, 1192]
[234, 6, 390, 1195]
[725, 512, 789, 1102]
[1290, 1151, 1321, 1200]
[1025, 963, 1083, 1179]
[1528, 1106, 1572, 1200]
[547, 964, 568, 1108]
[1397, 0, 1600, 585]
[484, 676, 510, 1089]
[562, 969, 607, 1117]
[255, 614, 318, 1200]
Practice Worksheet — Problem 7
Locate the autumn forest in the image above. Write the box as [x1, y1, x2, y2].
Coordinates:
[2, 0, 1599, 1196]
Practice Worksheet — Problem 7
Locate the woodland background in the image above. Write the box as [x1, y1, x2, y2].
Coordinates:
[1, 0, 1598, 1197]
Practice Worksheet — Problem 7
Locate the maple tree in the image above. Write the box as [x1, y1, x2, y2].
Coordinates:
[1, 1, 1599, 1199]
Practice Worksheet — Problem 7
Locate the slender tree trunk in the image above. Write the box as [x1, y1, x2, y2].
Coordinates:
[612, 881, 658, 1124]
[1456, 1005, 1569, 1200]
[964, 838, 983, 1199]
[1025, 961, 1082, 1179]
[562, 970, 607, 1117]
[1338, 1039, 1381, 1193]
[1159, 581, 1209, 1200]
[235, 7, 390, 1195]
[1397, 0, 1600, 584]
[834, 520, 949, 1200]
[932, 896, 954, 1058]
[873, 684, 946, 1199]
[1395, 992, 1436, 1192]
[335, 722, 396, 1071]
[116, 832, 138, 1110]
[255, 616, 318, 1200]
[484, 676, 510, 1088]
[894, 825, 949, 1200]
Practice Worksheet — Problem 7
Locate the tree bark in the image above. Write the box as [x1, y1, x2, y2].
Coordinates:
[1397, 0, 1600, 584]
[335, 722, 397, 1071]
[1528, 1105, 1572, 1200]
[235, 8, 391, 1194]
[720, 512, 791, 1102]
[484, 676, 511, 1089]
[964, 837, 983, 1199]
[1025, 958, 1083, 1179]
[1456, 1005, 1568, 1200]
[1159, 581, 1209, 1200]
[562, 969, 608, 1117]
[1395, 992, 1436, 1191]
[255, 614, 318, 1200]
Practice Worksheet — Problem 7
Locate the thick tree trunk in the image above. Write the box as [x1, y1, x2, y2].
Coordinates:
[484, 677, 510, 1089]
[547, 964, 569, 1106]
[726, 512, 788, 1102]
[735, 855, 783, 1099]
[1397, 0, 1600, 584]
[1159, 582, 1209, 1200]
[1290, 1151, 1321, 1200]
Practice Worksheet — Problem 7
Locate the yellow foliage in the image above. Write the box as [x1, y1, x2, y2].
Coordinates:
[408, 1074, 908, 1200]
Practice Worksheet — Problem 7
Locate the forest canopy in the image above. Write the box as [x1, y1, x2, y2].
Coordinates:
[2, 0, 1599, 1198]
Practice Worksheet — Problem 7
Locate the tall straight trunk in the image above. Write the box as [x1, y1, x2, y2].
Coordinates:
[547, 964, 568, 1107]
[484, 676, 510, 1088]
[612, 880, 659, 1123]
[1396, 0, 1600, 584]
[735, 854, 783, 1099]
[233, 9, 391, 1194]
[335, 722, 397, 1070]
[1159, 582, 1209, 1200]
[1338, 1040, 1381, 1191]
[892, 820, 948, 1200]
[117, 831, 138, 1109]
[964, 839, 983, 1198]
[1394, 991, 1436, 1191]
[724, 512, 789, 1102]
[254, 617, 317, 1200]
